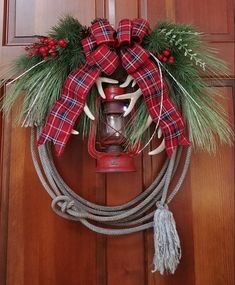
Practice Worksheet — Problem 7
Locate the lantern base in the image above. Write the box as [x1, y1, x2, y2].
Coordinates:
[96, 153, 136, 173]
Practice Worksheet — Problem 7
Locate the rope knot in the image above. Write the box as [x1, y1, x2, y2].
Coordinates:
[61, 200, 75, 213]
[156, 201, 168, 210]
[51, 195, 76, 214]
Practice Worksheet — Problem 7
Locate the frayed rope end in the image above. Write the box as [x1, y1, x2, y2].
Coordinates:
[152, 203, 181, 275]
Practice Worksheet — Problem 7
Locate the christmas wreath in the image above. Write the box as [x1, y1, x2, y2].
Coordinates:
[0, 16, 233, 274]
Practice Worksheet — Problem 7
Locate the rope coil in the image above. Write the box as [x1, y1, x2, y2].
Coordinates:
[31, 127, 192, 235]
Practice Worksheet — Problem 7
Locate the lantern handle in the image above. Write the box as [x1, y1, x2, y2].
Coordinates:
[88, 120, 104, 159]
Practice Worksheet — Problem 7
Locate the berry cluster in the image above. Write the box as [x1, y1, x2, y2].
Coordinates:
[24, 37, 67, 60]
[157, 48, 174, 65]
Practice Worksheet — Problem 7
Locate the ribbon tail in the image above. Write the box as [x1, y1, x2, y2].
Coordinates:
[38, 63, 100, 155]
[122, 50, 190, 156]
[158, 83, 190, 156]
[179, 135, 191, 146]
[163, 127, 190, 157]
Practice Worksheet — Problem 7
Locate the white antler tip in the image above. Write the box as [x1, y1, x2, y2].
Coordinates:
[131, 80, 137, 88]
[84, 104, 95, 120]
[143, 115, 153, 131]
[71, 129, 79, 135]
[120, 75, 136, 88]
[148, 139, 165, 155]
[96, 77, 119, 99]
[157, 128, 162, 139]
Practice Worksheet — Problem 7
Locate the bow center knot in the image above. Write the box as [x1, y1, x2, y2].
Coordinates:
[81, 18, 151, 76]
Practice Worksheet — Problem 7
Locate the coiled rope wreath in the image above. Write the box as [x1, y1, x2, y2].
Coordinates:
[1, 16, 232, 276]
[31, 127, 192, 274]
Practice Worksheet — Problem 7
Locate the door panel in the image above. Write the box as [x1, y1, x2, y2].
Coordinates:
[0, 0, 234, 285]
[175, 0, 234, 41]
[190, 86, 234, 285]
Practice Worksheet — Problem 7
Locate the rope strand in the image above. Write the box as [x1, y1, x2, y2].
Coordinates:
[31, 127, 192, 235]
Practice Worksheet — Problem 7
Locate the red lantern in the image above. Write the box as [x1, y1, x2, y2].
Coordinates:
[88, 84, 140, 173]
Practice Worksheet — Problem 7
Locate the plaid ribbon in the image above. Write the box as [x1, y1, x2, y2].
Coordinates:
[126, 56, 190, 156]
[38, 18, 189, 155]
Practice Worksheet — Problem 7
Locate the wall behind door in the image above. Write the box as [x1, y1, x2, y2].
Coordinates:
[0, 0, 234, 284]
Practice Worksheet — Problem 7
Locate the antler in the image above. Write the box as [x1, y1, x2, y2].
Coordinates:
[71, 129, 79, 135]
[96, 77, 119, 99]
[114, 88, 142, 117]
[144, 115, 153, 131]
[148, 128, 165, 155]
[120, 74, 137, 88]
[114, 75, 142, 117]
[84, 103, 95, 120]
[83, 77, 119, 120]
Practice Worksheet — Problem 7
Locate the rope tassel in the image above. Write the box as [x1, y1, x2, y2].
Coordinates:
[152, 203, 181, 274]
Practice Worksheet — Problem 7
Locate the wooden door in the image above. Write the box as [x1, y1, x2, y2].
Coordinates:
[0, 0, 234, 284]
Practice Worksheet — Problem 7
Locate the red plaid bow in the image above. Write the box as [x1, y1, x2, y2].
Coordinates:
[38, 18, 190, 156]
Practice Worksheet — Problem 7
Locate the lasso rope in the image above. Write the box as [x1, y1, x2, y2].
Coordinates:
[31, 127, 192, 273]
[31, 127, 192, 234]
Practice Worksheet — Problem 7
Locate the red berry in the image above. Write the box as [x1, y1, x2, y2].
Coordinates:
[51, 45, 57, 50]
[32, 43, 37, 48]
[24, 47, 29, 51]
[44, 38, 49, 44]
[51, 52, 57, 57]
[34, 48, 39, 54]
[162, 57, 167, 62]
[58, 39, 66, 47]
[49, 40, 56, 46]
[44, 46, 49, 51]
[158, 54, 163, 60]
[39, 47, 47, 54]
[40, 37, 45, 43]
[163, 49, 170, 57]
[28, 52, 33, 57]
[48, 45, 52, 49]
[169, 56, 174, 64]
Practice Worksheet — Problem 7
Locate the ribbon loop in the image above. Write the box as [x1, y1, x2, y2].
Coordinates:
[90, 19, 115, 45]
[117, 19, 132, 45]
[81, 35, 97, 58]
[131, 18, 150, 43]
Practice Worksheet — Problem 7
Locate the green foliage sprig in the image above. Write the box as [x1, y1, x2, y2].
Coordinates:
[136, 21, 233, 152]
[1, 17, 233, 154]
[1, 16, 86, 126]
